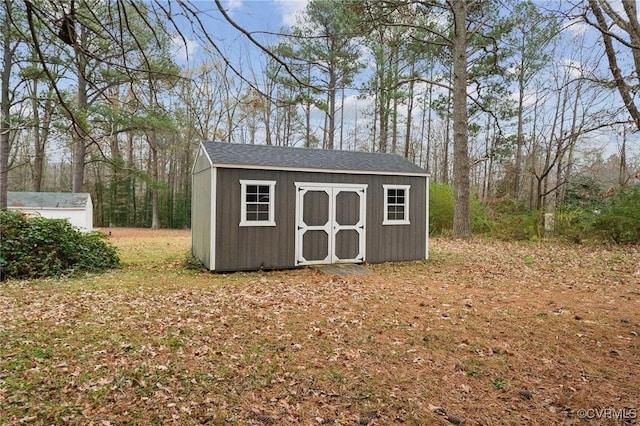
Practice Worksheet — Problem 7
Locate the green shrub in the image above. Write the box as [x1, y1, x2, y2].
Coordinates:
[429, 183, 454, 235]
[470, 194, 492, 234]
[554, 206, 594, 243]
[427, 183, 639, 243]
[592, 186, 640, 243]
[481, 198, 540, 241]
[496, 212, 540, 241]
[0, 209, 120, 280]
[555, 185, 640, 244]
[429, 183, 492, 236]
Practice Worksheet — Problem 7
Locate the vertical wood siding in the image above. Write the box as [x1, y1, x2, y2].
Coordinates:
[212, 168, 427, 271]
[191, 162, 212, 269]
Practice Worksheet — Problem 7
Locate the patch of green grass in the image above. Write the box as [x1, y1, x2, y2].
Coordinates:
[4, 353, 31, 372]
[31, 347, 53, 359]
[458, 359, 485, 378]
[327, 368, 343, 382]
[490, 376, 509, 391]
[166, 334, 185, 349]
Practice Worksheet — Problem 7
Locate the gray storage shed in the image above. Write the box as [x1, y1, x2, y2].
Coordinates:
[192, 141, 429, 272]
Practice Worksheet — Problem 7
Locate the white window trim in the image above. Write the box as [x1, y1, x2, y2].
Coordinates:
[383, 184, 410, 225]
[239, 180, 276, 227]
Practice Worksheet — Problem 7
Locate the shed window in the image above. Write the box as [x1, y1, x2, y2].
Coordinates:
[240, 180, 276, 226]
[383, 185, 410, 225]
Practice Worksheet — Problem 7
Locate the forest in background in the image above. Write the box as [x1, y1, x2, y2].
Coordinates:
[1, 0, 638, 233]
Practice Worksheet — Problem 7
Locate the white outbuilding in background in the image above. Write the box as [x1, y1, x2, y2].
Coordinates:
[7, 192, 93, 231]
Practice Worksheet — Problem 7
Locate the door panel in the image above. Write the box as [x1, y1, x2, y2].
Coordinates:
[303, 191, 329, 226]
[302, 230, 329, 262]
[335, 191, 360, 226]
[334, 229, 360, 260]
[295, 183, 366, 266]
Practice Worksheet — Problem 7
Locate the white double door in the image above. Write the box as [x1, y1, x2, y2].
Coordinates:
[295, 183, 367, 266]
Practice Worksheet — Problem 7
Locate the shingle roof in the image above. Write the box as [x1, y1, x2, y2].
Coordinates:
[202, 141, 428, 175]
[7, 192, 91, 209]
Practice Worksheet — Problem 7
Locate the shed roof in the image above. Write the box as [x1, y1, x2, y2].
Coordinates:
[202, 141, 428, 176]
[7, 192, 91, 209]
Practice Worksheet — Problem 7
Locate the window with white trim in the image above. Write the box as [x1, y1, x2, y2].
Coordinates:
[240, 180, 276, 226]
[383, 184, 410, 225]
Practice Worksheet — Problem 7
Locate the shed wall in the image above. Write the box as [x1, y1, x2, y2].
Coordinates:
[8, 207, 90, 230]
[213, 168, 427, 271]
[192, 165, 212, 269]
[193, 149, 211, 174]
[84, 196, 94, 230]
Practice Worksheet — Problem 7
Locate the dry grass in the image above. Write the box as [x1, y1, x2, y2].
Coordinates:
[1, 230, 639, 425]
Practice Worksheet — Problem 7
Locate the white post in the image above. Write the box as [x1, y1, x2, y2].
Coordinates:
[544, 213, 554, 238]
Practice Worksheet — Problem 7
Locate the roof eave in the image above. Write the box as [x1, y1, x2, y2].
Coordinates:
[210, 162, 430, 177]
[7, 206, 86, 210]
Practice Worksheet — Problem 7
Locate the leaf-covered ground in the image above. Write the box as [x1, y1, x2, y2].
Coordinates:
[1, 229, 639, 425]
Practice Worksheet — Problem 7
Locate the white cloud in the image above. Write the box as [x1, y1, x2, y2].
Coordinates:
[274, 0, 309, 27]
[225, 0, 244, 13]
[171, 35, 200, 62]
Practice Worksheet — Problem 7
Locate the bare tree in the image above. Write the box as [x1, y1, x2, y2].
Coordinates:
[581, 0, 640, 130]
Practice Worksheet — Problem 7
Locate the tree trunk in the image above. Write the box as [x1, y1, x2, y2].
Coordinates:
[424, 67, 434, 172]
[339, 86, 345, 150]
[1, 0, 13, 208]
[371, 76, 379, 152]
[149, 131, 161, 229]
[31, 88, 52, 192]
[528, 95, 541, 208]
[442, 65, 452, 183]
[109, 131, 122, 226]
[305, 67, 312, 148]
[326, 62, 336, 150]
[451, 0, 471, 238]
[127, 131, 137, 225]
[403, 64, 415, 159]
[513, 64, 525, 199]
[391, 43, 399, 154]
[378, 44, 390, 153]
[619, 125, 627, 187]
[72, 26, 88, 193]
[556, 80, 582, 204]
[419, 75, 430, 170]
[264, 97, 272, 146]
[482, 116, 492, 202]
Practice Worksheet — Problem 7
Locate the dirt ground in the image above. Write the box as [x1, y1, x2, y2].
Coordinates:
[1, 230, 638, 425]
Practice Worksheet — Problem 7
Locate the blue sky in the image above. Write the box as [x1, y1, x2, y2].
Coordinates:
[171, 0, 309, 62]
[225, 0, 309, 28]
